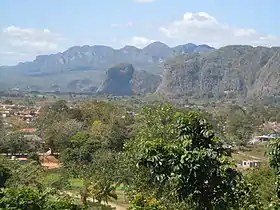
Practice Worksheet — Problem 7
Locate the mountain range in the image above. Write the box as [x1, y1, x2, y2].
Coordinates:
[0, 42, 214, 92]
[1, 42, 280, 103]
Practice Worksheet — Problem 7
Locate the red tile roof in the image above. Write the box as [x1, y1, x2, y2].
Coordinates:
[17, 157, 28, 161]
[21, 128, 37, 133]
[39, 155, 60, 169]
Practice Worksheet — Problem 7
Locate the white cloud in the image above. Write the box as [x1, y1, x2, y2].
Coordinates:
[2, 13, 279, 65]
[129, 36, 154, 48]
[3, 25, 62, 52]
[134, 0, 155, 3]
[160, 12, 280, 47]
[0, 51, 27, 57]
[110, 21, 133, 28]
[0, 26, 65, 65]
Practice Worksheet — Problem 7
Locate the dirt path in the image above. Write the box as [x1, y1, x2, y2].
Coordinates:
[102, 201, 128, 210]
[236, 151, 266, 161]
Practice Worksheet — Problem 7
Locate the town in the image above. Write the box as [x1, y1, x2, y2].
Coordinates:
[0, 101, 61, 169]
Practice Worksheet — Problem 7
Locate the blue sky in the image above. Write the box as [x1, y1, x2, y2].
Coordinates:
[0, 0, 279, 65]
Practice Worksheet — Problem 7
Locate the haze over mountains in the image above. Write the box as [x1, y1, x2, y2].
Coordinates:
[1, 41, 280, 102]
[0, 42, 213, 92]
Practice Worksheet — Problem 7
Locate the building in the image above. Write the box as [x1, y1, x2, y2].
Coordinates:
[39, 155, 60, 169]
[239, 160, 262, 168]
[249, 134, 277, 144]
[21, 128, 37, 133]
[9, 154, 60, 169]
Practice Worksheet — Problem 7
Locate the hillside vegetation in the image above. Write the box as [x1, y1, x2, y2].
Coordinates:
[158, 45, 280, 101]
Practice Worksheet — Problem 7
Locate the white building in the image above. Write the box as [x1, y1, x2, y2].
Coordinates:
[240, 160, 261, 168]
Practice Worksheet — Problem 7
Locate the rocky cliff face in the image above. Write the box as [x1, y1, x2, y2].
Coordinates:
[157, 45, 280, 100]
[98, 63, 135, 96]
[98, 64, 162, 96]
[132, 70, 161, 95]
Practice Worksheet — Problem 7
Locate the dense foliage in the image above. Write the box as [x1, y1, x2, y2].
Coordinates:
[123, 105, 261, 209]
[2, 98, 280, 209]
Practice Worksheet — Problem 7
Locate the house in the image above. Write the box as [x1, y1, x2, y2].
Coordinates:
[39, 155, 60, 169]
[11, 156, 28, 164]
[126, 111, 135, 116]
[258, 121, 280, 134]
[240, 160, 261, 168]
[1, 109, 12, 117]
[23, 114, 34, 121]
[16, 157, 28, 164]
[21, 128, 37, 133]
[249, 135, 276, 144]
[9, 154, 60, 169]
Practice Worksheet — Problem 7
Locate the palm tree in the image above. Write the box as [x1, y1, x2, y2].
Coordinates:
[79, 186, 89, 206]
[115, 174, 132, 202]
[89, 179, 118, 204]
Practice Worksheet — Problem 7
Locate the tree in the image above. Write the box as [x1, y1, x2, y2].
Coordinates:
[6, 161, 44, 190]
[43, 119, 82, 153]
[4, 132, 27, 154]
[128, 193, 167, 210]
[0, 118, 3, 131]
[41, 171, 70, 192]
[244, 165, 277, 206]
[0, 187, 83, 210]
[0, 157, 12, 188]
[78, 101, 117, 125]
[0, 118, 7, 153]
[91, 120, 111, 142]
[28, 152, 40, 164]
[88, 179, 118, 204]
[0, 187, 45, 210]
[60, 131, 98, 177]
[124, 105, 257, 209]
[3, 99, 13, 105]
[218, 105, 255, 146]
[92, 149, 118, 181]
[267, 137, 280, 201]
[1, 131, 41, 154]
[36, 100, 71, 136]
[91, 120, 128, 152]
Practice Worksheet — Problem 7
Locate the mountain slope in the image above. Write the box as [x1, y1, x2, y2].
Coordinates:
[97, 63, 135, 96]
[157, 45, 280, 100]
[97, 63, 161, 96]
[0, 42, 213, 92]
[132, 70, 161, 95]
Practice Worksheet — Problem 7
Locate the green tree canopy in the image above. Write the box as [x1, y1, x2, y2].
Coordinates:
[124, 104, 258, 209]
[0, 157, 12, 188]
[0, 187, 83, 210]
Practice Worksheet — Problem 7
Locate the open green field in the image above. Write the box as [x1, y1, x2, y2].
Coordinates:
[232, 144, 268, 163]
[42, 172, 130, 208]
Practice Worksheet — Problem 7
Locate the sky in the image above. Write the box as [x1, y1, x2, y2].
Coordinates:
[0, 0, 279, 65]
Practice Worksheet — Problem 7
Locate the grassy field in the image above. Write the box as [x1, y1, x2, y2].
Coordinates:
[232, 144, 268, 163]
[69, 178, 84, 188]
[42, 173, 130, 206]
[67, 178, 130, 208]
